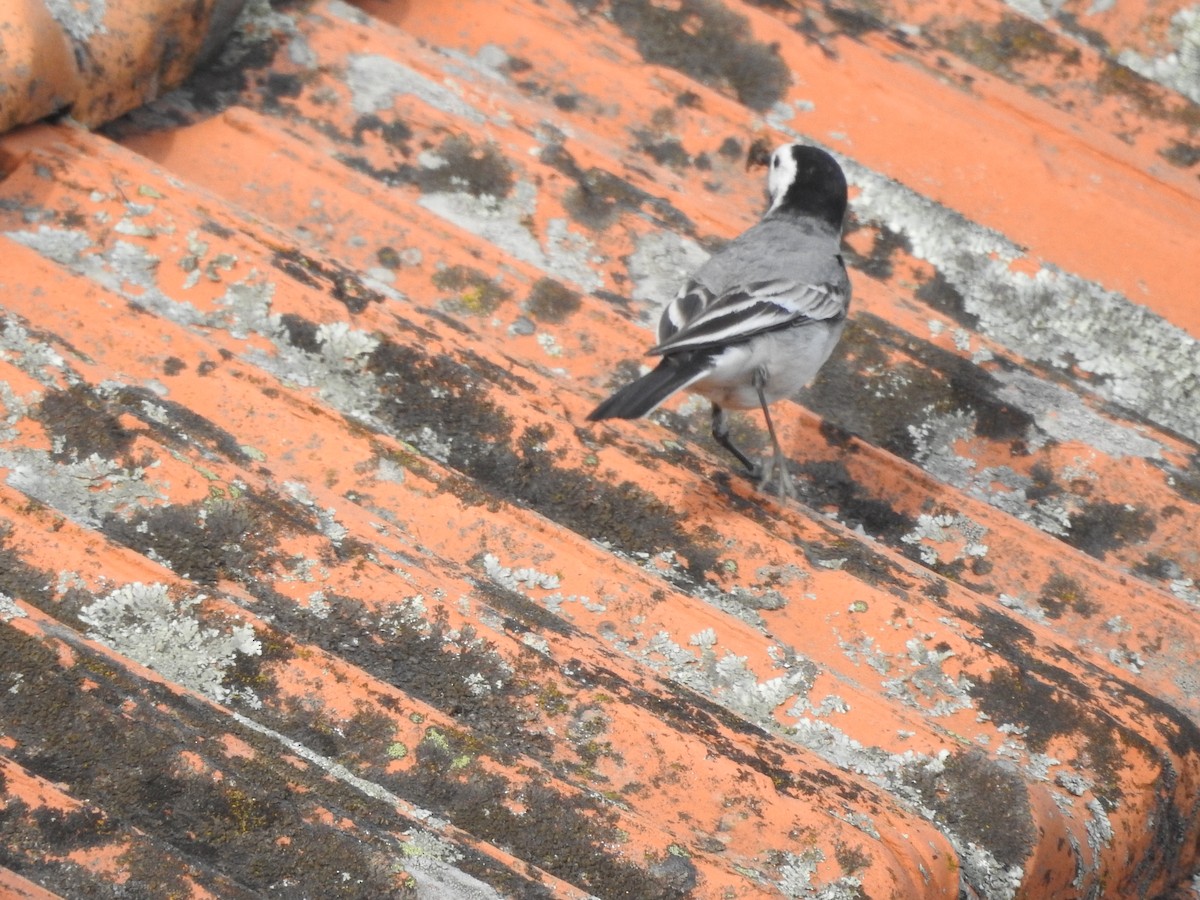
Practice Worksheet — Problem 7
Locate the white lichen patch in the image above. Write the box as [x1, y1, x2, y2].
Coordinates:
[0, 381, 28, 442]
[839, 158, 1200, 442]
[2, 450, 161, 528]
[907, 408, 978, 489]
[220, 278, 384, 423]
[638, 629, 814, 723]
[881, 638, 974, 716]
[993, 369, 1162, 459]
[217, 278, 280, 338]
[626, 230, 710, 325]
[1169, 577, 1200, 608]
[399, 827, 506, 899]
[954, 843, 1024, 900]
[535, 331, 564, 357]
[419, 182, 603, 292]
[80, 582, 261, 704]
[0, 314, 66, 384]
[1055, 770, 1093, 797]
[904, 406, 1079, 537]
[402, 426, 450, 463]
[315, 320, 379, 365]
[482, 553, 562, 591]
[345, 53, 484, 123]
[1115, 6, 1200, 104]
[305, 591, 331, 619]
[543, 218, 604, 292]
[7, 227, 208, 327]
[775, 848, 863, 899]
[839, 636, 892, 675]
[997, 592, 1048, 623]
[479, 553, 601, 619]
[901, 513, 989, 568]
[375, 457, 408, 484]
[0, 593, 27, 622]
[43, 0, 107, 40]
[1084, 797, 1114, 859]
[401, 827, 463, 865]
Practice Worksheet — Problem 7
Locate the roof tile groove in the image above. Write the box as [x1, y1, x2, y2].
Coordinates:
[1, 0, 1199, 896]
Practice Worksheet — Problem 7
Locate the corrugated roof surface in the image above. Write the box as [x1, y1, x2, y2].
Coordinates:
[2, 0, 1200, 896]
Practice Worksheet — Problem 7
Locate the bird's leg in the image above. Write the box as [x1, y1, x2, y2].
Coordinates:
[753, 371, 796, 499]
[710, 403, 758, 473]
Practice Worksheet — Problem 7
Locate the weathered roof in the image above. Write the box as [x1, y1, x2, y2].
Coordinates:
[1, 0, 1199, 896]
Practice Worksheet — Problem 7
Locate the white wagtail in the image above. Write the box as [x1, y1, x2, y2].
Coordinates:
[588, 143, 851, 498]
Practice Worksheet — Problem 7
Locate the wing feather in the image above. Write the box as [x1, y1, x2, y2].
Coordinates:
[650, 277, 847, 356]
[657, 282, 714, 345]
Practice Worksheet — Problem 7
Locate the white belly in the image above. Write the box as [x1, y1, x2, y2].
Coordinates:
[688, 320, 845, 409]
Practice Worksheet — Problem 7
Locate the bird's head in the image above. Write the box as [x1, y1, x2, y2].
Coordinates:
[765, 143, 848, 229]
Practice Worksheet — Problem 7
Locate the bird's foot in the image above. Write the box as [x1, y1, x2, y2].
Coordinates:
[754, 451, 797, 500]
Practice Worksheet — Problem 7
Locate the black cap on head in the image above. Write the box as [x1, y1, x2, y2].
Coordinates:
[766, 144, 848, 229]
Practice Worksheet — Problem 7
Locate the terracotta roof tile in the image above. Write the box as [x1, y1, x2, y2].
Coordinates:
[1, 0, 1199, 896]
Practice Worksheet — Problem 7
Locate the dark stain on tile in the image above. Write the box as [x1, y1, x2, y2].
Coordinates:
[101, 498, 276, 587]
[469, 427, 721, 578]
[636, 134, 692, 170]
[842, 222, 912, 281]
[432, 264, 513, 316]
[541, 141, 694, 232]
[962, 607, 1184, 810]
[1161, 455, 1200, 505]
[36, 383, 138, 464]
[796, 528, 910, 590]
[906, 749, 1035, 869]
[796, 458, 916, 542]
[418, 134, 515, 199]
[1037, 572, 1099, 619]
[399, 728, 681, 897]
[109, 384, 252, 464]
[471, 570, 579, 638]
[1062, 500, 1156, 561]
[914, 268, 981, 331]
[367, 336, 721, 575]
[278, 311, 322, 353]
[524, 277, 581, 323]
[803, 313, 1035, 458]
[270, 247, 387, 313]
[936, 14, 1069, 81]
[271, 592, 550, 761]
[1132, 553, 1186, 582]
[825, 4, 888, 40]
[585, 0, 792, 111]
[351, 112, 414, 152]
[1159, 140, 1200, 169]
[1096, 60, 1167, 119]
[1053, 12, 1109, 53]
[971, 663, 1125, 807]
[0, 628, 420, 897]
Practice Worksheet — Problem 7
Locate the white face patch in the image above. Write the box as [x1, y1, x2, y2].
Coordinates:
[767, 144, 798, 214]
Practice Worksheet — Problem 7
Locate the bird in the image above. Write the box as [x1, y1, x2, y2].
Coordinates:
[587, 142, 851, 498]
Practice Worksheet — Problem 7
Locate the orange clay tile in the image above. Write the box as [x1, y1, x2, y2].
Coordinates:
[0, 0, 248, 133]
[1, 0, 1200, 897]
[0, 866, 60, 900]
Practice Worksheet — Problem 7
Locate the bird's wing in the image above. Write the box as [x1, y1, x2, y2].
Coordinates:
[650, 275, 848, 356]
[656, 281, 715, 346]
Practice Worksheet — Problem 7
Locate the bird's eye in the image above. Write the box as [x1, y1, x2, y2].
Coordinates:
[771, 156, 779, 168]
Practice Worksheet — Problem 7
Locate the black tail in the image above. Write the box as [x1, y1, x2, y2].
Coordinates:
[587, 357, 707, 420]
